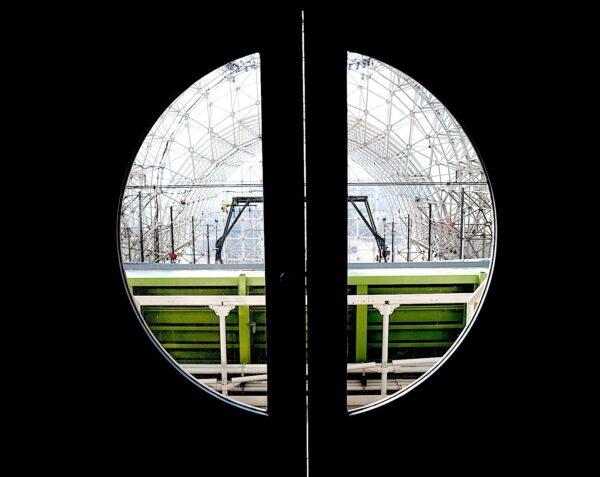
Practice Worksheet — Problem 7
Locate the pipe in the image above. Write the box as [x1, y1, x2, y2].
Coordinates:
[181, 359, 438, 375]
[219, 311, 228, 395]
[231, 374, 268, 384]
[381, 309, 390, 396]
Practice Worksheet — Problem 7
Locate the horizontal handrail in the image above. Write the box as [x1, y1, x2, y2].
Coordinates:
[133, 292, 474, 308]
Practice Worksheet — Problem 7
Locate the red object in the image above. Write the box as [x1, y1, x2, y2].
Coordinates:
[169, 252, 177, 260]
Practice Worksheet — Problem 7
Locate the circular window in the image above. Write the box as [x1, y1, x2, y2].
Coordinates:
[119, 51, 495, 414]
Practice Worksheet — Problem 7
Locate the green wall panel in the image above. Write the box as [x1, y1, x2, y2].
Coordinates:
[132, 270, 480, 365]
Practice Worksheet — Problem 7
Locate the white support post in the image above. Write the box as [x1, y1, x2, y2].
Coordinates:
[373, 303, 399, 397]
[209, 304, 236, 396]
[131, 296, 141, 314]
[466, 276, 488, 325]
[466, 301, 476, 325]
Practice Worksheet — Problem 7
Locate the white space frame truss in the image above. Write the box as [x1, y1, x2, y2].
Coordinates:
[120, 53, 495, 265]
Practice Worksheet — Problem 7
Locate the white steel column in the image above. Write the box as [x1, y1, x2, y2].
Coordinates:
[466, 277, 487, 325]
[209, 304, 236, 396]
[373, 303, 398, 397]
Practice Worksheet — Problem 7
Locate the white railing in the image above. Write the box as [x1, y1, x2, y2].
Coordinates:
[132, 279, 487, 401]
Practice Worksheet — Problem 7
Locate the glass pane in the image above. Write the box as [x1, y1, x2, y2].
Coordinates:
[120, 54, 268, 411]
[346, 52, 495, 411]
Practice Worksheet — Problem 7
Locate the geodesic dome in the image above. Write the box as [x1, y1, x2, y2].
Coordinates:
[120, 52, 493, 264]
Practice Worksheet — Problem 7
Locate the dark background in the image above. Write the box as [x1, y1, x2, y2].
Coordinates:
[26, 5, 577, 475]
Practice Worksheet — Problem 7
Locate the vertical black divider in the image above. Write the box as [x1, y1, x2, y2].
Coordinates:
[261, 10, 307, 475]
[304, 11, 349, 475]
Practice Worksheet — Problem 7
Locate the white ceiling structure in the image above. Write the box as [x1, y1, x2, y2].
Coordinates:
[120, 53, 494, 264]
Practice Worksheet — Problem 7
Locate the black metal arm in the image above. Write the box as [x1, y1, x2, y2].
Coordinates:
[215, 197, 264, 263]
[215, 195, 388, 263]
[348, 196, 389, 262]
